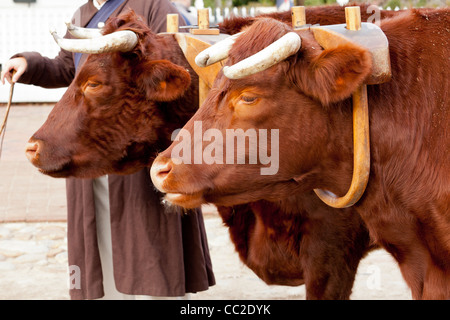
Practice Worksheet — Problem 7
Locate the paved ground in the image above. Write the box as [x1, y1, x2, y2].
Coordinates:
[0, 104, 411, 300]
[0, 104, 66, 222]
[0, 218, 412, 300]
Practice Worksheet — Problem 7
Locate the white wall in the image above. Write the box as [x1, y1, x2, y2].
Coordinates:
[0, 0, 86, 102]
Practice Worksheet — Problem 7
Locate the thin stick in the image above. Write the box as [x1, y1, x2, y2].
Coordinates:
[0, 81, 15, 159]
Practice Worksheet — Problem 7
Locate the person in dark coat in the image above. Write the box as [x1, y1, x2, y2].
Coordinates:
[1, 0, 215, 300]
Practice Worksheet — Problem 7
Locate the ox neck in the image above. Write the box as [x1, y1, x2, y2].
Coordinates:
[307, 100, 355, 199]
[256, 190, 330, 218]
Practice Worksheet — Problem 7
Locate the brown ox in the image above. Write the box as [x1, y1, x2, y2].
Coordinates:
[151, 9, 450, 299]
[25, 7, 393, 299]
[25, 11, 198, 178]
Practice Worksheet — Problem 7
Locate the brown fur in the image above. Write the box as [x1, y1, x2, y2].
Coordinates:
[219, 3, 400, 35]
[153, 8, 450, 299]
[218, 193, 373, 299]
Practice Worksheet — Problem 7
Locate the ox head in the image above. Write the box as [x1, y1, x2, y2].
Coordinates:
[151, 18, 372, 208]
[26, 11, 197, 178]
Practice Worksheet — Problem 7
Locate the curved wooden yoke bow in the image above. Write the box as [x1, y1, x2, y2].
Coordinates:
[307, 6, 391, 208]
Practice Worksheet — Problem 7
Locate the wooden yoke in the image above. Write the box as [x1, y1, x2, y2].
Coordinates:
[166, 13, 227, 108]
[307, 6, 391, 208]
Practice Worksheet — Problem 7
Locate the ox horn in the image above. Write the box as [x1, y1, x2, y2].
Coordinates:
[65, 21, 103, 39]
[50, 28, 138, 54]
[195, 32, 243, 67]
[223, 32, 301, 79]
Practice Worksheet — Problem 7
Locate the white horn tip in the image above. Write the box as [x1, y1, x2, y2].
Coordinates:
[49, 26, 57, 35]
[195, 53, 210, 67]
[222, 66, 237, 79]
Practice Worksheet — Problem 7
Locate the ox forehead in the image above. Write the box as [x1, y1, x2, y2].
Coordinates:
[25, 10, 198, 178]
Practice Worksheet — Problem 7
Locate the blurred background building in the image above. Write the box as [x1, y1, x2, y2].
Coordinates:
[0, 0, 86, 102]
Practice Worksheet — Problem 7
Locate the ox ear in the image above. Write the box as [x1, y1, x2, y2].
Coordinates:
[136, 60, 191, 102]
[291, 43, 372, 106]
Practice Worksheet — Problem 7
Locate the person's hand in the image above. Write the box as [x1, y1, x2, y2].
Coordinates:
[1, 57, 27, 84]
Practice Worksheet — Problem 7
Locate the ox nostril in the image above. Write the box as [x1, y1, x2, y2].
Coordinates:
[156, 161, 172, 179]
[150, 158, 173, 191]
[25, 141, 39, 161]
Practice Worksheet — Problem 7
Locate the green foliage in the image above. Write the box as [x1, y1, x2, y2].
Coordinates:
[205, 0, 276, 9]
[203, 0, 216, 8]
[304, 0, 336, 5]
[385, 0, 402, 8]
[232, 0, 251, 6]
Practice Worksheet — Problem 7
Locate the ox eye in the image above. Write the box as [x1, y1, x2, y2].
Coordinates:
[83, 81, 102, 94]
[87, 82, 100, 88]
[239, 95, 258, 105]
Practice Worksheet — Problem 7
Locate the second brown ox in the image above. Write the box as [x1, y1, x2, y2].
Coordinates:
[151, 9, 450, 299]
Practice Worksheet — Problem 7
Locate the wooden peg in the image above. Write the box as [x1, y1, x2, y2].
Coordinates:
[198, 9, 209, 30]
[191, 8, 219, 35]
[291, 6, 306, 29]
[345, 6, 361, 31]
[166, 14, 179, 33]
